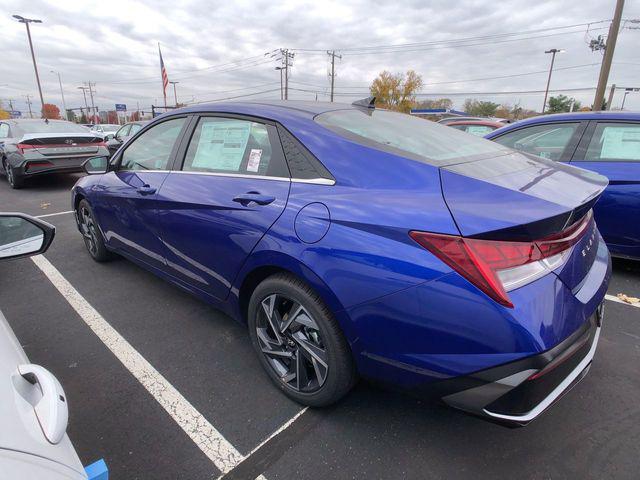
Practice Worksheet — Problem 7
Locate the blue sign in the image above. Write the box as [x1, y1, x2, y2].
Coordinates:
[10, 111, 21, 118]
[115, 104, 127, 112]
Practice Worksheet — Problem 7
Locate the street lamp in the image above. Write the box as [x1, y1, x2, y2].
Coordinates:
[13, 15, 45, 118]
[168, 81, 179, 106]
[542, 48, 565, 113]
[50, 71, 68, 120]
[77, 86, 90, 123]
[275, 67, 284, 100]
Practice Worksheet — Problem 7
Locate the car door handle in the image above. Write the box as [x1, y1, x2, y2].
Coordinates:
[233, 192, 276, 206]
[18, 364, 69, 444]
[137, 185, 156, 195]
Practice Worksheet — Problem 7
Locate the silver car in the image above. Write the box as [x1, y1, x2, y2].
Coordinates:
[0, 213, 107, 479]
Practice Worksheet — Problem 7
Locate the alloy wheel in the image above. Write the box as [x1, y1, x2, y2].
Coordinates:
[6, 164, 15, 186]
[256, 293, 328, 393]
[79, 206, 99, 256]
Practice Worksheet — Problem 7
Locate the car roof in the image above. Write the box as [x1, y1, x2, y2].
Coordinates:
[447, 120, 503, 127]
[510, 110, 640, 125]
[174, 100, 358, 121]
[7, 119, 75, 125]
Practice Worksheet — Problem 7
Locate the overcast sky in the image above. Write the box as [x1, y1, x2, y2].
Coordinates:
[1, 0, 639, 116]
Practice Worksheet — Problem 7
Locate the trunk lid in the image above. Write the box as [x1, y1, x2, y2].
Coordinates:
[19, 133, 104, 157]
[439, 151, 608, 290]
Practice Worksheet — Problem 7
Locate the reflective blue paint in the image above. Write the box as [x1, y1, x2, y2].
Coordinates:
[72, 101, 611, 392]
[486, 111, 640, 259]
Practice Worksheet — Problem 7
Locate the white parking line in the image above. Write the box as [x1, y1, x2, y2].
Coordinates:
[605, 293, 640, 308]
[36, 210, 74, 219]
[31, 254, 307, 476]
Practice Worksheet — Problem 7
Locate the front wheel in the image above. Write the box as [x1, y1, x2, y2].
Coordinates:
[248, 273, 357, 407]
[77, 199, 113, 262]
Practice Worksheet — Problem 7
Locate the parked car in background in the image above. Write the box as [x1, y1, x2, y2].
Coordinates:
[0, 212, 107, 479]
[105, 121, 148, 156]
[89, 124, 120, 140]
[447, 120, 504, 136]
[437, 116, 510, 125]
[72, 100, 610, 425]
[486, 111, 640, 260]
[0, 119, 110, 189]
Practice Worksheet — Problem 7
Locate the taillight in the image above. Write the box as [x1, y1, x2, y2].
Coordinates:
[16, 143, 37, 153]
[410, 211, 593, 308]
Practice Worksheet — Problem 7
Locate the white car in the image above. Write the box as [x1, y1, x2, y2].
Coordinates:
[89, 124, 120, 140]
[0, 213, 107, 480]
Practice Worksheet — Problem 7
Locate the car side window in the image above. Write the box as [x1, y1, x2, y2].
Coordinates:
[493, 123, 580, 161]
[583, 122, 640, 162]
[116, 125, 130, 138]
[182, 117, 289, 178]
[120, 117, 186, 171]
[0, 123, 9, 138]
[129, 124, 142, 135]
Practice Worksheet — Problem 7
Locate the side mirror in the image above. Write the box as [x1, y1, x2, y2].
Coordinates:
[0, 213, 55, 260]
[82, 155, 110, 175]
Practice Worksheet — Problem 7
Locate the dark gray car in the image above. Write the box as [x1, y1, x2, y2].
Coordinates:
[105, 121, 148, 157]
[0, 119, 110, 189]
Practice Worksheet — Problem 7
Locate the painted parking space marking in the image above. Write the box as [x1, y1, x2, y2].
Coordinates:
[605, 293, 640, 308]
[36, 210, 74, 219]
[30, 253, 308, 477]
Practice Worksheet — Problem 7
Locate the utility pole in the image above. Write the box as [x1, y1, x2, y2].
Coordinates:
[280, 49, 294, 100]
[51, 70, 68, 120]
[23, 94, 33, 118]
[607, 84, 617, 110]
[77, 86, 89, 122]
[13, 15, 45, 118]
[85, 82, 96, 123]
[275, 67, 284, 100]
[327, 50, 342, 102]
[542, 48, 564, 113]
[169, 81, 179, 106]
[594, 0, 625, 111]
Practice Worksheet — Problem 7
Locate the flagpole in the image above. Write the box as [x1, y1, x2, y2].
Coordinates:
[159, 42, 167, 109]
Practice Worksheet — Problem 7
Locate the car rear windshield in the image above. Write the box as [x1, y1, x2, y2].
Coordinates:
[315, 109, 509, 166]
[14, 121, 91, 135]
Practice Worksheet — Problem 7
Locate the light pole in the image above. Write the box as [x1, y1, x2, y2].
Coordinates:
[50, 71, 68, 120]
[13, 15, 45, 118]
[169, 81, 179, 106]
[77, 86, 90, 123]
[275, 67, 284, 100]
[542, 48, 564, 113]
[621, 90, 630, 109]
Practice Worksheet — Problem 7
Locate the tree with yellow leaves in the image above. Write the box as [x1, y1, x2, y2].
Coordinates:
[369, 70, 423, 113]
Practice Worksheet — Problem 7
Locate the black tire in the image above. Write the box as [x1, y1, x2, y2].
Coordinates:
[248, 273, 357, 407]
[77, 199, 113, 262]
[4, 161, 24, 189]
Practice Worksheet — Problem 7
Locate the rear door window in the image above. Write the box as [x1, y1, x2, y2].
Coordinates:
[493, 123, 581, 161]
[182, 117, 289, 178]
[583, 122, 640, 162]
[0, 123, 9, 138]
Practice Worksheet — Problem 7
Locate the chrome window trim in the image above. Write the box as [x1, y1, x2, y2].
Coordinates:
[167, 170, 335, 185]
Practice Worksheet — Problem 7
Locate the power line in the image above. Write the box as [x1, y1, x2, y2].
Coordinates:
[291, 20, 610, 53]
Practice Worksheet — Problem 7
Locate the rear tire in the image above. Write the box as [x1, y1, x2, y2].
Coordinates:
[4, 161, 24, 189]
[77, 199, 113, 262]
[248, 273, 357, 407]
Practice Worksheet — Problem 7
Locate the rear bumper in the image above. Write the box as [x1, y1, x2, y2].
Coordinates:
[441, 305, 603, 425]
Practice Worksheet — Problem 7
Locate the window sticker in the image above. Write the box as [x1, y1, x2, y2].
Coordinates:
[247, 149, 262, 172]
[192, 121, 251, 170]
[466, 126, 492, 136]
[600, 127, 640, 160]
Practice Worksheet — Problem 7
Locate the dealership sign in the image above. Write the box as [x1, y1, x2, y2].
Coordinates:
[115, 104, 127, 112]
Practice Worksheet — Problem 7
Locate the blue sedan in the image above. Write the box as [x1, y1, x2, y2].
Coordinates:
[71, 100, 610, 425]
[486, 111, 640, 260]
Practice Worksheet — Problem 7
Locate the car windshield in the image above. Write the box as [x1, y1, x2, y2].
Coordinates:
[315, 109, 509, 166]
[14, 121, 91, 135]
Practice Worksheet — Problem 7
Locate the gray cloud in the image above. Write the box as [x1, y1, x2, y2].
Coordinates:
[1, 0, 639, 116]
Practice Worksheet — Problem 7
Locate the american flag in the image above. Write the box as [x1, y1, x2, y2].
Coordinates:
[159, 44, 169, 106]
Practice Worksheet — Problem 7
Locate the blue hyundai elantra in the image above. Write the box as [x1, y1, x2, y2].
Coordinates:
[71, 100, 610, 425]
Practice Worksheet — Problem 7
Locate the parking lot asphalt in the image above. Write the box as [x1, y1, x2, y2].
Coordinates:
[1, 174, 639, 480]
